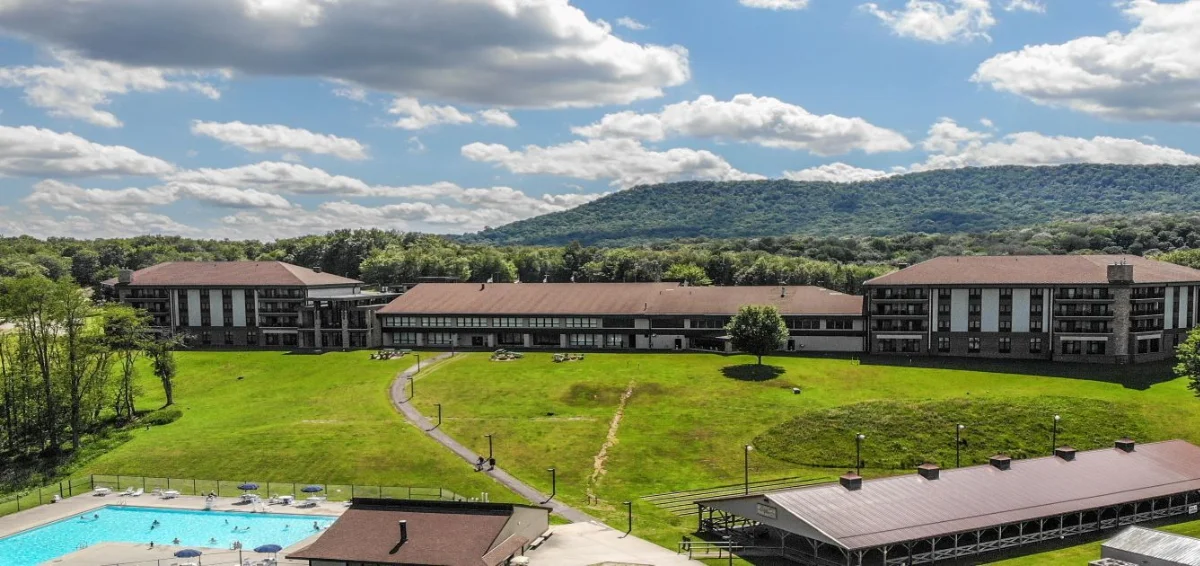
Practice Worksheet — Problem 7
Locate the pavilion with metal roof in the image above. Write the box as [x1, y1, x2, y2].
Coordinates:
[694, 439, 1200, 566]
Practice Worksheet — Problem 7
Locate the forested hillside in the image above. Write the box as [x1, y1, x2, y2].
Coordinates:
[471, 164, 1200, 246]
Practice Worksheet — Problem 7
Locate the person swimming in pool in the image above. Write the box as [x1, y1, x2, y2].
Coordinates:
[172, 537, 180, 545]
[209, 537, 218, 545]
[313, 521, 321, 530]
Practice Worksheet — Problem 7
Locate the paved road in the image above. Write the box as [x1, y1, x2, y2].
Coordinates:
[389, 354, 595, 523]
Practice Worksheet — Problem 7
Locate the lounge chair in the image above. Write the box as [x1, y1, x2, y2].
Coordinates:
[162, 490, 180, 499]
[130, 488, 144, 497]
[121, 487, 134, 496]
[94, 487, 111, 496]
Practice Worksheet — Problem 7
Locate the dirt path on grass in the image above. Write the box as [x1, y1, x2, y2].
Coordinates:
[586, 380, 635, 502]
[389, 354, 595, 523]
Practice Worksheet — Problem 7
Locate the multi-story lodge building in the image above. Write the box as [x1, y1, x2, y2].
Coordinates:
[103, 262, 397, 349]
[863, 255, 1200, 363]
[375, 282, 865, 352]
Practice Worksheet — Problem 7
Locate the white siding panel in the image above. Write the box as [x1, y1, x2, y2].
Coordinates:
[231, 289, 246, 327]
[951, 289, 969, 332]
[187, 290, 202, 327]
[209, 292, 223, 326]
[982, 289, 1000, 332]
[1178, 286, 1189, 329]
[1012, 289, 1030, 332]
[1165, 287, 1176, 330]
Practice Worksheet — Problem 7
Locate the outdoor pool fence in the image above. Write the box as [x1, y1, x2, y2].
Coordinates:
[0, 475, 465, 518]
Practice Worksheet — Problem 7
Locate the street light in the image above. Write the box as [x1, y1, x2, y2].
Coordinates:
[956, 424, 965, 468]
[544, 468, 557, 503]
[434, 403, 442, 429]
[407, 376, 414, 399]
[855, 433, 866, 475]
[485, 433, 494, 460]
[415, 353, 421, 374]
[743, 445, 754, 495]
[623, 501, 633, 535]
[1051, 414, 1061, 455]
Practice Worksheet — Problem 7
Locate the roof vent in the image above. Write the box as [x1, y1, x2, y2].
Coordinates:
[399, 519, 408, 544]
[1115, 438, 1136, 453]
[118, 269, 133, 284]
[781, 286, 786, 298]
[839, 472, 862, 491]
[917, 463, 940, 480]
[1107, 263, 1133, 284]
[1054, 447, 1077, 461]
[312, 266, 323, 273]
[989, 455, 1012, 471]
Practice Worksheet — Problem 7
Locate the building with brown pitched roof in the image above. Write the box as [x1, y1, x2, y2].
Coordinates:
[863, 255, 1200, 363]
[376, 283, 865, 352]
[102, 261, 398, 349]
[696, 439, 1200, 566]
[287, 498, 549, 566]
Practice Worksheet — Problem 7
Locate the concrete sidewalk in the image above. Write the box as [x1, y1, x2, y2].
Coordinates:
[529, 522, 705, 566]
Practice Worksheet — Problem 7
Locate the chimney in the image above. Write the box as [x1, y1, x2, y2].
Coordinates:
[1115, 438, 1136, 453]
[839, 472, 862, 491]
[916, 463, 940, 480]
[1107, 262, 1134, 284]
[399, 520, 408, 544]
[989, 454, 1012, 471]
[1054, 447, 1077, 461]
[313, 266, 323, 273]
[118, 269, 133, 284]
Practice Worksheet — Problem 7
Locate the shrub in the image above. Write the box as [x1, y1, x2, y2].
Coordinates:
[141, 408, 183, 427]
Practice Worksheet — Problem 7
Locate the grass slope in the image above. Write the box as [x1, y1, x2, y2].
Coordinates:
[408, 352, 1200, 564]
[79, 351, 510, 501]
[471, 164, 1200, 245]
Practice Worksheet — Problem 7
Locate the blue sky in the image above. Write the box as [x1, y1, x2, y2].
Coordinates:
[0, 0, 1197, 240]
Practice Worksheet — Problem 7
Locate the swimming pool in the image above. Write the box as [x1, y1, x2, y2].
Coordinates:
[0, 505, 336, 566]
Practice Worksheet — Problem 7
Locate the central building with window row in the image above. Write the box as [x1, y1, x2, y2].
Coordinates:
[863, 255, 1200, 363]
[376, 283, 864, 352]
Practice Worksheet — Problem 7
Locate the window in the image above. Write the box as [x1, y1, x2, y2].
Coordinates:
[969, 288, 982, 297]
[602, 318, 634, 329]
[651, 318, 685, 329]
[566, 318, 600, 328]
[938, 319, 951, 332]
[937, 337, 950, 352]
[224, 331, 234, 345]
[201, 332, 212, 346]
[999, 303, 1012, 314]
[967, 337, 980, 353]
[395, 332, 419, 346]
[494, 317, 526, 328]
[422, 317, 455, 327]
[1087, 341, 1107, 355]
[426, 332, 455, 346]
[569, 334, 598, 347]
[247, 332, 258, 346]
[1029, 337, 1043, 354]
[938, 288, 952, 299]
[457, 317, 490, 328]
[788, 319, 821, 330]
[826, 319, 853, 330]
[387, 316, 418, 327]
[605, 334, 624, 348]
[999, 320, 1012, 333]
[938, 302, 951, 314]
[1030, 318, 1043, 332]
[999, 288, 1013, 297]
[876, 339, 897, 353]
[900, 339, 921, 353]
[998, 337, 1011, 353]
[968, 303, 981, 314]
[282, 333, 298, 347]
[968, 319, 981, 331]
[529, 317, 557, 328]
[1062, 340, 1082, 355]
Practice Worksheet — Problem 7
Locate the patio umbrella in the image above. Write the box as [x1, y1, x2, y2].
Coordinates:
[300, 485, 323, 494]
[255, 544, 283, 554]
[237, 483, 259, 492]
[174, 549, 202, 558]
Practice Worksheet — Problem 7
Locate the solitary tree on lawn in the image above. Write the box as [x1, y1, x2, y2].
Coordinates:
[726, 305, 789, 366]
[1175, 326, 1200, 398]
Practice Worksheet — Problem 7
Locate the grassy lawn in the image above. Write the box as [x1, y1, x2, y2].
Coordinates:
[76, 351, 512, 502]
[407, 352, 1200, 564]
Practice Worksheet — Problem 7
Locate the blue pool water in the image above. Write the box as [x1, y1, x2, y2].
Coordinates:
[0, 505, 336, 566]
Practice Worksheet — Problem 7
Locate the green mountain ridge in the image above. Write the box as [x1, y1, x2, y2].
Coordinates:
[471, 164, 1200, 246]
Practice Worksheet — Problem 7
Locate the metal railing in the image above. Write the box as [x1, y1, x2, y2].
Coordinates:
[101, 549, 284, 566]
[0, 475, 465, 519]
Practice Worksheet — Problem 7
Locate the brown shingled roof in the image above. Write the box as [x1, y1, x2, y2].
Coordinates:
[377, 283, 863, 316]
[102, 261, 361, 287]
[287, 501, 515, 566]
[865, 255, 1200, 286]
[699, 439, 1200, 551]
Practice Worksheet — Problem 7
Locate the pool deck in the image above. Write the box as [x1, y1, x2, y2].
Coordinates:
[0, 492, 341, 566]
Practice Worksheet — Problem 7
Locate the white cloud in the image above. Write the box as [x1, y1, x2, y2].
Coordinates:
[740, 0, 811, 10]
[862, 0, 996, 43]
[0, 0, 690, 109]
[462, 138, 765, 188]
[389, 97, 474, 130]
[0, 124, 175, 177]
[24, 179, 294, 212]
[979, 117, 995, 129]
[165, 162, 375, 196]
[616, 17, 649, 30]
[572, 94, 911, 155]
[190, 121, 369, 160]
[0, 209, 197, 239]
[0, 50, 223, 127]
[784, 162, 892, 182]
[921, 117, 991, 154]
[1004, 0, 1045, 12]
[973, 0, 1200, 121]
[477, 109, 519, 128]
[407, 136, 427, 154]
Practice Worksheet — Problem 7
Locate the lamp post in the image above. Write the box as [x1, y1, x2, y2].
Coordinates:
[545, 467, 557, 503]
[855, 433, 866, 475]
[956, 424, 965, 468]
[434, 403, 442, 429]
[485, 434, 494, 460]
[407, 376, 414, 399]
[623, 501, 633, 535]
[744, 445, 754, 495]
[415, 353, 421, 374]
[1051, 414, 1061, 455]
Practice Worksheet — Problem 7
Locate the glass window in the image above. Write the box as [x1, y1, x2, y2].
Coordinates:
[605, 334, 624, 347]
[826, 319, 853, 330]
[569, 334, 598, 346]
[998, 337, 1011, 353]
[967, 337, 980, 353]
[224, 332, 234, 345]
[938, 319, 951, 331]
[937, 337, 950, 352]
[529, 318, 558, 328]
[1029, 337, 1043, 354]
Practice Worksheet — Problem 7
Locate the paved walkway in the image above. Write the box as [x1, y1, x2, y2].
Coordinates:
[389, 354, 595, 523]
[530, 522, 704, 566]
